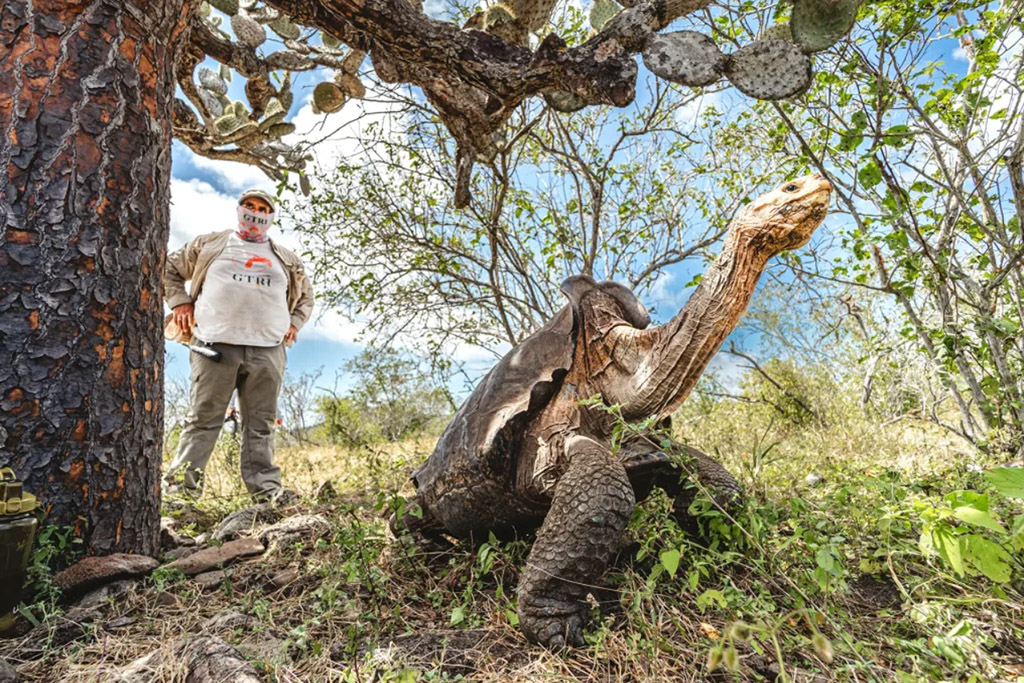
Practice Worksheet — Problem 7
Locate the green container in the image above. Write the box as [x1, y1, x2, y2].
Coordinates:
[0, 468, 37, 635]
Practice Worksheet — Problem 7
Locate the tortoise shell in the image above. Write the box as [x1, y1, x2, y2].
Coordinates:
[411, 275, 650, 536]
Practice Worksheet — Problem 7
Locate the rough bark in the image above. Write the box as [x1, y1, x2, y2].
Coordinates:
[0, 0, 196, 556]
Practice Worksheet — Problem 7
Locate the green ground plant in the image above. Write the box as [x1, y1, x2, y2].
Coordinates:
[8, 358, 1024, 681]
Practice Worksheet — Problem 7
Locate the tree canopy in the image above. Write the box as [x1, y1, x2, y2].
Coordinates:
[174, 0, 860, 205]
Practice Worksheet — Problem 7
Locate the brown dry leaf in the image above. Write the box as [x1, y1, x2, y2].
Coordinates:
[700, 622, 721, 640]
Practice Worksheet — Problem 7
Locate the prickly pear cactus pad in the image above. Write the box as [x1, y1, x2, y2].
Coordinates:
[724, 39, 813, 100]
[791, 0, 862, 52]
[198, 67, 228, 95]
[313, 82, 347, 114]
[642, 31, 726, 87]
[230, 13, 267, 48]
[206, 0, 239, 15]
[589, 0, 621, 30]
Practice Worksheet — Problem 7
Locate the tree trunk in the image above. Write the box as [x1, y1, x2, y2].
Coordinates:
[0, 0, 194, 556]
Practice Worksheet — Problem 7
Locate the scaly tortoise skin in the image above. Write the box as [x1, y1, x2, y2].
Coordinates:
[394, 176, 833, 647]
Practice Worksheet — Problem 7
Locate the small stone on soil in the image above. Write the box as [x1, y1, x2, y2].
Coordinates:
[163, 546, 198, 562]
[259, 514, 331, 550]
[104, 615, 134, 631]
[212, 503, 276, 542]
[203, 610, 251, 631]
[53, 554, 159, 598]
[161, 516, 197, 550]
[268, 568, 300, 589]
[155, 591, 180, 608]
[73, 579, 134, 609]
[120, 635, 261, 683]
[163, 537, 265, 576]
[0, 659, 19, 683]
[193, 569, 234, 590]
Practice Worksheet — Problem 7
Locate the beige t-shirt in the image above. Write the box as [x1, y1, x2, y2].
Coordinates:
[192, 235, 291, 346]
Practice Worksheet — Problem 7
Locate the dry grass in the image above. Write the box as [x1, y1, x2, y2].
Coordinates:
[5, 399, 1024, 682]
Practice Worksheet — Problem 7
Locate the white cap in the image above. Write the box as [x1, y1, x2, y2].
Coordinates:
[239, 188, 276, 212]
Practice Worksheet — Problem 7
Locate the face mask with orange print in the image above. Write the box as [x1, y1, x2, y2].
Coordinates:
[236, 206, 275, 242]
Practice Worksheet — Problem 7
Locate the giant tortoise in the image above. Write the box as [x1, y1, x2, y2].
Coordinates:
[394, 175, 832, 647]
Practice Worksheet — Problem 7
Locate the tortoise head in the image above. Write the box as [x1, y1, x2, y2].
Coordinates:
[731, 174, 832, 254]
[561, 275, 651, 330]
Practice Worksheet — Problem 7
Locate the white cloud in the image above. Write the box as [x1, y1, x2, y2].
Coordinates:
[188, 154, 273, 195]
[674, 89, 723, 128]
[301, 307, 366, 345]
[168, 178, 237, 249]
[705, 350, 746, 392]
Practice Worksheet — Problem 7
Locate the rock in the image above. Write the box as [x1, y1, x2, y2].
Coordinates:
[259, 514, 331, 550]
[163, 546, 198, 562]
[120, 635, 261, 683]
[160, 518, 177, 550]
[268, 568, 299, 590]
[270, 488, 301, 507]
[104, 615, 134, 631]
[805, 472, 825, 486]
[212, 503, 275, 542]
[160, 517, 197, 550]
[155, 591, 179, 608]
[181, 635, 263, 682]
[73, 579, 134, 609]
[314, 480, 338, 502]
[238, 631, 289, 663]
[0, 660, 19, 683]
[164, 538, 265, 576]
[119, 650, 162, 683]
[193, 569, 233, 590]
[14, 606, 102, 660]
[53, 554, 158, 598]
[203, 610, 251, 631]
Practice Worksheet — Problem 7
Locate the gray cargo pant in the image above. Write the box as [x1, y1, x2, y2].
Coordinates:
[165, 342, 286, 496]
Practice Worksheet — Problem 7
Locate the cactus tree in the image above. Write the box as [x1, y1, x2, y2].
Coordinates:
[173, 0, 861, 204]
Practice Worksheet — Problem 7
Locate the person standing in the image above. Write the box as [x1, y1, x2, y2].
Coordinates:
[163, 189, 314, 501]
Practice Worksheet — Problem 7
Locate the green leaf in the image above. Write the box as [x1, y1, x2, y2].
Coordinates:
[987, 468, 1024, 500]
[883, 124, 912, 147]
[952, 506, 1005, 533]
[697, 589, 727, 611]
[932, 526, 964, 576]
[449, 606, 465, 626]
[858, 161, 882, 189]
[964, 535, 1012, 583]
[815, 547, 836, 573]
[660, 548, 681, 578]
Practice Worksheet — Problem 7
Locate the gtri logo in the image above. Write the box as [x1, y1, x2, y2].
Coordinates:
[246, 256, 273, 269]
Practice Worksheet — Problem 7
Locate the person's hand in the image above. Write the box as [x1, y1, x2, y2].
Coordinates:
[284, 324, 298, 346]
[172, 303, 195, 333]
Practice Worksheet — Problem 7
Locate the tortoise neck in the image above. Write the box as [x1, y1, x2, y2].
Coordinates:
[619, 222, 773, 419]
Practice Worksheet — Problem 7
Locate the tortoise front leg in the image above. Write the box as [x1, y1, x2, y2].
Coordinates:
[517, 435, 635, 648]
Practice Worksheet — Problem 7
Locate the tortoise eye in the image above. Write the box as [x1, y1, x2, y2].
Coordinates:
[783, 183, 799, 192]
